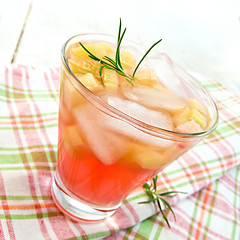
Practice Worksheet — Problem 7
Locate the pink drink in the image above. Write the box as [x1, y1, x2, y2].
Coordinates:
[52, 33, 218, 221]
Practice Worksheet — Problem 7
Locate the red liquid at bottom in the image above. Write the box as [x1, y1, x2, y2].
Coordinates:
[57, 130, 158, 208]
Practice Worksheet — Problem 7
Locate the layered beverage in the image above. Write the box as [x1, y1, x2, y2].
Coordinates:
[52, 32, 218, 221]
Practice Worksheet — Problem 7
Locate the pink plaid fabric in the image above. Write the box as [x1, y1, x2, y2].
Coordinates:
[0, 65, 239, 239]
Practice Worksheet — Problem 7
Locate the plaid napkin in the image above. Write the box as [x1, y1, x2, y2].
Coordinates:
[0, 64, 239, 240]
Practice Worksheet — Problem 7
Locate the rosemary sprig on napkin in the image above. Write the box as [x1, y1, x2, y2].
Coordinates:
[140, 176, 184, 228]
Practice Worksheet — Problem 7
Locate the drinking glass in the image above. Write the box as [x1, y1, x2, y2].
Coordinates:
[51, 33, 218, 221]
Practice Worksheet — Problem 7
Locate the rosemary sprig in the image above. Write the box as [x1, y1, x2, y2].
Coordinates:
[139, 175, 184, 228]
[79, 19, 162, 85]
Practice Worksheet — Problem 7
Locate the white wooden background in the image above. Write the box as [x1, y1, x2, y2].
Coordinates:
[1, 0, 240, 95]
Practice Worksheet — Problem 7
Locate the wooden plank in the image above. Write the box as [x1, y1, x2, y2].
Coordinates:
[0, 0, 31, 64]
[13, 0, 114, 66]
[9, 0, 240, 95]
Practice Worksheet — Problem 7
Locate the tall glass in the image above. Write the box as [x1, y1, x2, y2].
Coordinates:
[51, 33, 218, 221]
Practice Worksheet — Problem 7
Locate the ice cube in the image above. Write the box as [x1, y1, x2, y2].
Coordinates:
[123, 87, 187, 111]
[149, 53, 188, 98]
[73, 105, 126, 165]
[101, 95, 174, 148]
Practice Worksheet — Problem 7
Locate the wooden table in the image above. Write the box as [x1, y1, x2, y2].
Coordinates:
[1, 0, 240, 94]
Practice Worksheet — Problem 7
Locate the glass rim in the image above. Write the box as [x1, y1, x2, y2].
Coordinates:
[61, 33, 219, 142]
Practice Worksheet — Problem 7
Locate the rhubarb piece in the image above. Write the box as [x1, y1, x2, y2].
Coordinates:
[120, 49, 136, 69]
[75, 73, 103, 92]
[134, 69, 159, 87]
[101, 68, 119, 92]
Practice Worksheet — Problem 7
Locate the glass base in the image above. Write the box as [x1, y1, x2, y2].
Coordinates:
[51, 176, 120, 222]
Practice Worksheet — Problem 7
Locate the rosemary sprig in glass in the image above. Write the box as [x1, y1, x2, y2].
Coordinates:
[139, 176, 184, 228]
[79, 19, 162, 86]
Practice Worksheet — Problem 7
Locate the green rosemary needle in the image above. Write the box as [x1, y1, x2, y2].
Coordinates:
[79, 19, 162, 85]
[139, 175, 185, 228]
